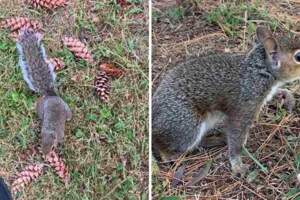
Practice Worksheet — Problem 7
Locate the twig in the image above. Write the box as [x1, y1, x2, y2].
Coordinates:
[258, 122, 300, 130]
[239, 183, 268, 200]
[257, 115, 289, 152]
[243, 146, 268, 174]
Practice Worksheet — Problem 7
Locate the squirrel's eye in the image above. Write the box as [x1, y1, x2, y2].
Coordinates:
[294, 50, 300, 63]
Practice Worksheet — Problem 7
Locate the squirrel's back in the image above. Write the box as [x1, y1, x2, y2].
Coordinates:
[16, 29, 56, 95]
[153, 53, 246, 109]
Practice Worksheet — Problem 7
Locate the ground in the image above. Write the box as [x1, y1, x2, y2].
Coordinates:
[152, 0, 300, 199]
[0, 0, 148, 199]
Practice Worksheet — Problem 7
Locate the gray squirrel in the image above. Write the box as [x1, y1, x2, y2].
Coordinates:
[152, 26, 300, 176]
[17, 29, 72, 155]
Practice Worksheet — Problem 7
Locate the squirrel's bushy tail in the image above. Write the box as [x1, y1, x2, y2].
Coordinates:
[16, 28, 56, 96]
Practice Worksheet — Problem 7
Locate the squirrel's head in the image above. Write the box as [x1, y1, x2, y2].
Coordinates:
[256, 26, 300, 81]
[41, 130, 56, 155]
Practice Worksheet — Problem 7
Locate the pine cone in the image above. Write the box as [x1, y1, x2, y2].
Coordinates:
[44, 151, 70, 185]
[47, 57, 65, 71]
[25, 0, 67, 9]
[99, 63, 124, 78]
[94, 70, 111, 103]
[0, 17, 42, 32]
[11, 164, 44, 193]
[62, 36, 93, 63]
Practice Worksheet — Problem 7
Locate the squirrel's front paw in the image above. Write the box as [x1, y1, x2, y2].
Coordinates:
[276, 89, 295, 113]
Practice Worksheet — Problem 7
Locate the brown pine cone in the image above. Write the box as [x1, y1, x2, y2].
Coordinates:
[44, 151, 70, 185]
[0, 17, 42, 32]
[62, 36, 94, 63]
[47, 57, 65, 71]
[11, 164, 44, 193]
[94, 70, 111, 103]
[25, 0, 67, 9]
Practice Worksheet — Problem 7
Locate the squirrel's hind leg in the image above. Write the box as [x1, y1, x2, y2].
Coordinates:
[152, 99, 200, 161]
[152, 96, 224, 162]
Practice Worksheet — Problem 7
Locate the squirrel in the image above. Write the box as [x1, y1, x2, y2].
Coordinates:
[152, 26, 300, 176]
[16, 28, 72, 155]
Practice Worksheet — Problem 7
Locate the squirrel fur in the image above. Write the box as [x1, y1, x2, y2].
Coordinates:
[152, 26, 300, 176]
[16, 29, 72, 155]
[16, 29, 56, 96]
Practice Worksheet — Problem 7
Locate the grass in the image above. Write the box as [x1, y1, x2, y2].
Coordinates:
[206, 1, 279, 37]
[0, 0, 148, 199]
[152, 0, 300, 199]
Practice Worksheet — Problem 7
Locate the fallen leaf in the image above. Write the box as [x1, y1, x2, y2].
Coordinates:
[99, 63, 124, 78]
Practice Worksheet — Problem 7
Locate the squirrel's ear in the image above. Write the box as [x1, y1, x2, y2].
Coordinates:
[256, 26, 280, 69]
[264, 38, 280, 69]
[256, 26, 273, 42]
